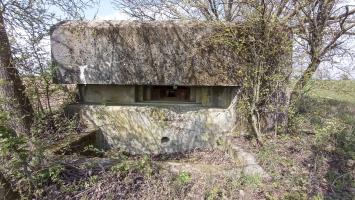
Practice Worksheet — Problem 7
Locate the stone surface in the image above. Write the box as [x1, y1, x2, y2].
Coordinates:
[222, 137, 271, 180]
[51, 20, 242, 86]
[53, 20, 292, 155]
[79, 85, 238, 108]
[79, 85, 136, 105]
[163, 161, 241, 177]
[69, 100, 238, 154]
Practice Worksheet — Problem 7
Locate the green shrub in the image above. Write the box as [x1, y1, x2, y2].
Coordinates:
[176, 171, 191, 185]
[111, 155, 153, 177]
[205, 186, 223, 200]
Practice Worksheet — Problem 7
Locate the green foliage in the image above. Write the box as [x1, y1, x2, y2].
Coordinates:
[241, 174, 262, 187]
[283, 81, 355, 198]
[33, 164, 64, 186]
[336, 128, 355, 159]
[32, 109, 81, 138]
[111, 155, 153, 177]
[82, 144, 105, 157]
[283, 191, 308, 200]
[176, 171, 191, 185]
[325, 170, 353, 197]
[0, 115, 30, 197]
[205, 186, 223, 200]
[291, 84, 355, 160]
[233, 174, 262, 188]
[0, 108, 67, 198]
[208, 14, 292, 141]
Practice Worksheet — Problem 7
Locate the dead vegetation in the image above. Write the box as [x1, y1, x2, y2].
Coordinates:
[1, 78, 354, 200]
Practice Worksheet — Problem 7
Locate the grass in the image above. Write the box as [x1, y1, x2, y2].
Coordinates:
[303, 81, 355, 160]
[249, 80, 355, 199]
[176, 171, 192, 185]
[55, 80, 355, 199]
[14, 80, 354, 199]
[307, 80, 355, 104]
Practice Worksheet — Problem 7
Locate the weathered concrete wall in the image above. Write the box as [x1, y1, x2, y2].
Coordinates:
[73, 85, 240, 154]
[53, 20, 292, 154]
[79, 85, 237, 108]
[51, 20, 241, 86]
[79, 85, 136, 104]
[195, 87, 235, 108]
[73, 100, 238, 154]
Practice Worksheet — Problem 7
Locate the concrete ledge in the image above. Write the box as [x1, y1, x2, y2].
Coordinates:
[221, 136, 271, 181]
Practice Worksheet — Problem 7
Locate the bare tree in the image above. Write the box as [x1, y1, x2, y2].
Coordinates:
[113, 0, 245, 21]
[112, 0, 355, 139]
[113, 0, 355, 100]
[112, 0, 301, 21]
[0, 8, 33, 135]
[291, 0, 355, 100]
[0, 0, 97, 135]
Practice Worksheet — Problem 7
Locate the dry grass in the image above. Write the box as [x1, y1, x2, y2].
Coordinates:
[27, 80, 355, 199]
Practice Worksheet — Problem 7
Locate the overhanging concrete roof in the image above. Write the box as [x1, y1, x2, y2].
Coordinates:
[51, 20, 243, 86]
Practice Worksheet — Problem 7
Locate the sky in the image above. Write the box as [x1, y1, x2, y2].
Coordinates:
[81, 1, 355, 79]
[84, 1, 129, 20]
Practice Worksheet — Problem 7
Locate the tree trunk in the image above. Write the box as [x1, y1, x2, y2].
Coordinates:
[290, 57, 321, 104]
[247, 106, 263, 146]
[0, 12, 34, 135]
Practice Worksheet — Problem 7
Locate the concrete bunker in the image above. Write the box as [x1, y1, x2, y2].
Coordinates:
[79, 85, 236, 108]
[73, 84, 239, 154]
[51, 20, 289, 154]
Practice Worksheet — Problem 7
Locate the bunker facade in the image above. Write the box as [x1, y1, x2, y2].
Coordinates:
[51, 20, 288, 154]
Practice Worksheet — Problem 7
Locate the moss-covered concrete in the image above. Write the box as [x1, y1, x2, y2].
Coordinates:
[51, 20, 242, 86]
[70, 100, 238, 154]
[79, 85, 136, 104]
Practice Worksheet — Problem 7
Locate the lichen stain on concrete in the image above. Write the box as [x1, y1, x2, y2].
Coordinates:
[51, 21, 243, 86]
[52, 20, 291, 155]
[77, 104, 237, 154]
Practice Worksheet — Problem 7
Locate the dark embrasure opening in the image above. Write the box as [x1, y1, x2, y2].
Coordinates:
[149, 86, 190, 101]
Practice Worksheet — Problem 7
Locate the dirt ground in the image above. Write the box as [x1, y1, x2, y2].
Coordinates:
[13, 80, 354, 200]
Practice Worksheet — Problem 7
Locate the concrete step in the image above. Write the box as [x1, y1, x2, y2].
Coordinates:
[219, 136, 271, 181]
